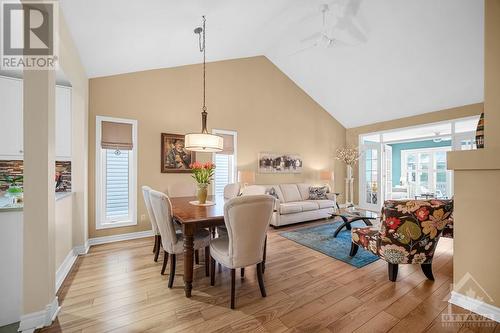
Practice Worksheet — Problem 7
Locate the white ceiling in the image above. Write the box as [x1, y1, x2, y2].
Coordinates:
[59, 0, 484, 128]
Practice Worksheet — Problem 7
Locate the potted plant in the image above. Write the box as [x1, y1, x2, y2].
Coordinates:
[336, 146, 361, 207]
[190, 161, 215, 204]
[1, 174, 23, 196]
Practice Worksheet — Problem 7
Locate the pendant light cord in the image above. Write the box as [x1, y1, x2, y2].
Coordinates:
[197, 16, 208, 133]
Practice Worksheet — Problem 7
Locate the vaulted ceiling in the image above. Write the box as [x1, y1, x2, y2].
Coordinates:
[60, 0, 484, 127]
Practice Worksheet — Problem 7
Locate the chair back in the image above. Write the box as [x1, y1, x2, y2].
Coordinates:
[224, 183, 240, 199]
[149, 189, 179, 253]
[380, 199, 453, 264]
[141, 186, 158, 235]
[223, 195, 274, 267]
[240, 185, 266, 196]
[167, 182, 197, 197]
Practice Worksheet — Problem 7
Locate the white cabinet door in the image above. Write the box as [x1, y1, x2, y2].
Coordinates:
[55, 86, 72, 160]
[0, 77, 23, 158]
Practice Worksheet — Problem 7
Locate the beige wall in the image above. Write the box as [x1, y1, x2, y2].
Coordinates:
[345, 103, 483, 204]
[55, 196, 73, 269]
[448, 0, 500, 308]
[88, 56, 346, 238]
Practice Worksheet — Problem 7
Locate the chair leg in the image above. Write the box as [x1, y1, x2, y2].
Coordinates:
[153, 234, 158, 253]
[240, 268, 245, 279]
[210, 256, 216, 286]
[388, 263, 398, 282]
[230, 268, 236, 309]
[160, 251, 168, 275]
[154, 235, 161, 262]
[168, 254, 176, 288]
[257, 262, 267, 298]
[421, 264, 434, 280]
[349, 243, 359, 257]
[262, 236, 267, 273]
[205, 246, 210, 277]
[195, 250, 200, 265]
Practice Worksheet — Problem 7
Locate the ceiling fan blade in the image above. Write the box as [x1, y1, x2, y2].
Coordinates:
[288, 43, 317, 56]
[300, 32, 322, 44]
[341, 20, 367, 42]
[346, 0, 363, 17]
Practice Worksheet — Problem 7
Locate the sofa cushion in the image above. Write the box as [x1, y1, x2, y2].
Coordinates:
[306, 199, 335, 209]
[296, 183, 311, 200]
[279, 184, 302, 203]
[280, 202, 303, 214]
[299, 201, 320, 212]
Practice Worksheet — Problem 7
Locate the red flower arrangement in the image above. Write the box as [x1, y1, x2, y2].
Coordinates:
[190, 161, 216, 185]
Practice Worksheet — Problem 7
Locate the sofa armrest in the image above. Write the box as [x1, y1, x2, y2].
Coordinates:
[326, 192, 338, 202]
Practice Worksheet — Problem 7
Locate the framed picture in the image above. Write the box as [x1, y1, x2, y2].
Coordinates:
[161, 133, 196, 173]
[258, 152, 303, 174]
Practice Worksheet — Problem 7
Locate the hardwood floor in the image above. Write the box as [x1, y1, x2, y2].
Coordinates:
[41, 220, 498, 333]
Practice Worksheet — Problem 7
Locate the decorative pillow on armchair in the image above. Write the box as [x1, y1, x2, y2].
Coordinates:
[308, 186, 328, 200]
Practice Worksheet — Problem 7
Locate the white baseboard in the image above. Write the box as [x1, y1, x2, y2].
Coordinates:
[87, 230, 154, 246]
[73, 241, 90, 255]
[55, 250, 78, 292]
[449, 291, 500, 323]
[18, 297, 60, 333]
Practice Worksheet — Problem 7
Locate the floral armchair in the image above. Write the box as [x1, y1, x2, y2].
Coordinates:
[350, 199, 453, 282]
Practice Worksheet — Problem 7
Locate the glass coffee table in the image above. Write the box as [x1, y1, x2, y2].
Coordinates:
[331, 208, 378, 238]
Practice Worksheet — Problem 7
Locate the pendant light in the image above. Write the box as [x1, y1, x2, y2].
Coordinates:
[184, 16, 223, 152]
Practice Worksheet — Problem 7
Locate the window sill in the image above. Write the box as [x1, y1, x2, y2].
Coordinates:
[96, 220, 137, 230]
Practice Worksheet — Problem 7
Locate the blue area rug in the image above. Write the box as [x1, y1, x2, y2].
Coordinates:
[280, 220, 379, 268]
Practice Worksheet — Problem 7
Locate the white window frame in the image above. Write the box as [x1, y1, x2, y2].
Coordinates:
[212, 129, 237, 196]
[95, 116, 138, 229]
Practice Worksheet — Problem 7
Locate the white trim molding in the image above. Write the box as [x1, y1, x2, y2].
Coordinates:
[449, 291, 500, 323]
[18, 297, 60, 333]
[88, 230, 154, 246]
[73, 241, 90, 255]
[55, 250, 78, 292]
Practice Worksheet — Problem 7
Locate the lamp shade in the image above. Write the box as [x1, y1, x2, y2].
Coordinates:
[238, 170, 255, 184]
[184, 133, 223, 152]
[320, 171, 334, 181]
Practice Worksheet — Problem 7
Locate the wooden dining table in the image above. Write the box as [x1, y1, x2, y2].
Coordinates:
[170, 195, 225, 297]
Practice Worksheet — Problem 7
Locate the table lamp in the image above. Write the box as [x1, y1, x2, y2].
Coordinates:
[320, 170, 334, 191]
[238, 170, 255, 187]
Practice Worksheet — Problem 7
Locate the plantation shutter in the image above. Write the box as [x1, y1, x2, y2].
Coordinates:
[105, 149, 130, 219]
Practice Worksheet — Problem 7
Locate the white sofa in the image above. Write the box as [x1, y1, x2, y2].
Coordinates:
[261, 183, 337, 227]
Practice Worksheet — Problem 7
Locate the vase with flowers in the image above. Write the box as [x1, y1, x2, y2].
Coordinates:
[190, 161, 215, 204]
[336, 146, 361, 207]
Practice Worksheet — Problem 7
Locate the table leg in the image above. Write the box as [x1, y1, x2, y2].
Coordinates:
[362, 218, 373, 226]
[333, 216, 350, 238]
[183, 224, 195, 298]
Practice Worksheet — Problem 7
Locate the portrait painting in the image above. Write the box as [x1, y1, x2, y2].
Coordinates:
[161, 133, 196, 173]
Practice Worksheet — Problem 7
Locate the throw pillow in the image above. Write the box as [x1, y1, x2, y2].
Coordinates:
[309, 186, 328, 200]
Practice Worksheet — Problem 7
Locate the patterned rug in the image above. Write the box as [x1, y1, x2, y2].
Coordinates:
[279, 220, 379, 268]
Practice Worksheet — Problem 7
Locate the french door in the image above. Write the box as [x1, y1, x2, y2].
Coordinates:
[359, 143, 382, 211]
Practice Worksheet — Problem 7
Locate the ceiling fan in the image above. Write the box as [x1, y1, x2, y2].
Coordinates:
[291, 0, 367, 55]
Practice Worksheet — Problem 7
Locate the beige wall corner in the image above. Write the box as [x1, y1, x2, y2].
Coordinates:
[88, 56, 346, 238]
[448, 0, 500, 310]
[345, 103, 483, 204]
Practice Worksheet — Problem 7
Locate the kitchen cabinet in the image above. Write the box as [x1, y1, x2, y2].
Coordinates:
[0, 76, 24, 158]
[0, 76, 72, 160]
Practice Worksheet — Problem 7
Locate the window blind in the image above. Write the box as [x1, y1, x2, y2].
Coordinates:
[105, 149, 130, 220]
[214, 154, 231, 197]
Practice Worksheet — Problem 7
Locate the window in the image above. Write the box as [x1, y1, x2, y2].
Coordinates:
[401, 147, 452, 199]
[212, 129, 237, 197]
[95, 116, 137, 229]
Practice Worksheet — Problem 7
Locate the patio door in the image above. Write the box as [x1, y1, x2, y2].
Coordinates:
[359, 143, 382, 211]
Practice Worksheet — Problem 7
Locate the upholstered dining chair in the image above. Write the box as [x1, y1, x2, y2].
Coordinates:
[224, 183, 241, 199]
[210, 195, 274, 309]
[142, 186, 162, 262]
[149, 189, 211, 287]
[350, 199, 454, 282]
[166, 182, 197, 198]
[240, 185, 266, 196]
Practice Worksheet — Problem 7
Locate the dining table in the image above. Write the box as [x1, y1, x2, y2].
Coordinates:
[170, 195, 226, 297]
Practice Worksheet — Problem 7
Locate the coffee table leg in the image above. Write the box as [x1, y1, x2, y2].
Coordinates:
[333, 216, 350, 238]
[362, 218, 373, 226]
[183, 225, 195, 298]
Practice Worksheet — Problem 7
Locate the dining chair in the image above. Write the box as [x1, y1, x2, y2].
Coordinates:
[149, 189, 211, 287]
[210, 195, 274, 309]
[141, 186, 161, 262]
[240, 185, 266, 196]
[166, 182, 197, 198]
[350, 199, 453, 282]
[224, 183, 241, 199]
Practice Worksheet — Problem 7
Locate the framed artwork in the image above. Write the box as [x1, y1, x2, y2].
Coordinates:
[258, 152, 303, 174]
[161, 133, 196, 173]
